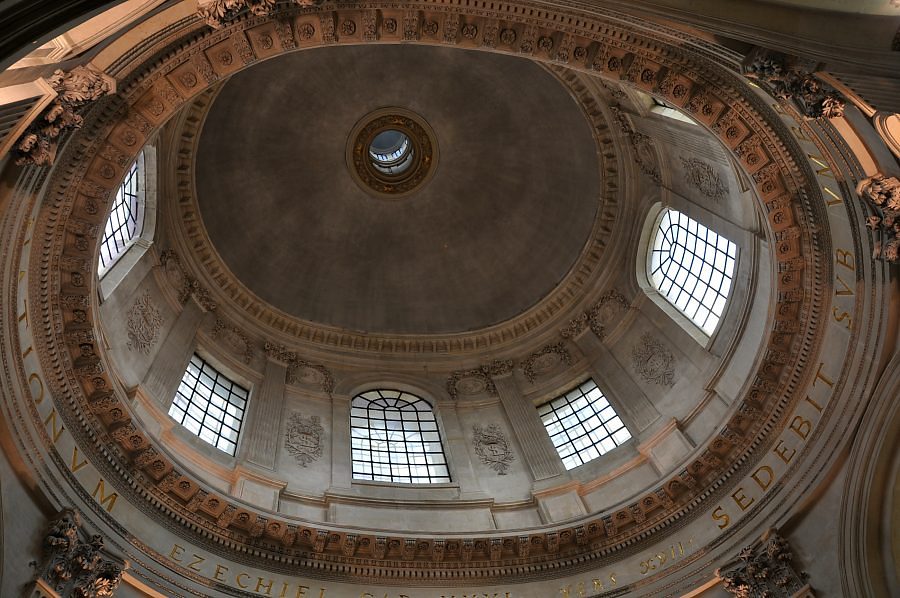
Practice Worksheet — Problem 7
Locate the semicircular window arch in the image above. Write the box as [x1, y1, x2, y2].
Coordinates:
[350, 389, 451, 484]
[648, 208, 737, 336]
[98, 151, 145, 274]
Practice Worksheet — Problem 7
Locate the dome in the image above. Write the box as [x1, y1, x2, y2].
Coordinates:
[0, 2, 898, 598]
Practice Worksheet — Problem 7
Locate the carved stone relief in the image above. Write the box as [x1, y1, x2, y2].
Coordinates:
[560, 290, 630, 340]
[14, 66, 115, 166]
[741, 48, 844, 119]
[126, 290, 163, 354]
[212, 318, 254, 364]
[857, 174, 900, 262]
[680, 156, 728, 201]
[718, 529, 814, 598]
[158, 250, 217, 311]
[631, 332, 675, 386]
[283, 412, 324, 467]
[521, 342, 572, 383]
[446, 360, 514, 399]
[472, 424, 515, 475]
[199, 0, 322, 29]
[31, 509, 126, 598]
[608, 105, 661, 184]
[265, 342, 334, 395]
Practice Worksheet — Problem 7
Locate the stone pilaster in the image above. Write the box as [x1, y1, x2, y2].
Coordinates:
[436, 402, 484, 496]
[329, 395, 353, 491]
[571, 328, 661, 433]
[241, 356, 287, 470]
[494, 374, 566, 481]
[141, 297, 204, 407]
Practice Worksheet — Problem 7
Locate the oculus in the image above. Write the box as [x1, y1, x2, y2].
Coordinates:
[347, 107, 438, 198]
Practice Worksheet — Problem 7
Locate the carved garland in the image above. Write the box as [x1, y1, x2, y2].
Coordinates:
[446, 359, 514, 399]
[21, 0, 827, 583]
[521, 342, 572, 383]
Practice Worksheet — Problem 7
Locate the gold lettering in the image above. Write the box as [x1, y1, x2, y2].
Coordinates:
[359, 593, 374, 598]
[236, 573, 250, 589]
[835, 249, 854, 271]
[609, 573, 616, 586]
[43, 409, 64, 443]
[318, 589, 326, 598]
[732, 488, 755, 511]
[256, 577, 273, 595]
[18, 299, 28, 328]
[295, 586, 309, 598]
[832, 307, 852, 329]
[28, 372, 44, 405]
[92, 479, 118, 512]
[773, 440, 796, 464]
[752, 465, 774, 491]
[789, 415, 812, 440]
[70, 446, 88, 472]
[813, 362, 834, 388]
[22, 345, 33, 359]
[835, 275, 854, 296]
[712, 506, 730, 529]
[560, 586, 571, 597]
[213, 563, 228, 582]
[18, 269, 26, 282]
[169, 544, 185, 562]
[807, 153, 834, 178]
[187, 554, 204, 572]
[822, 185, 842, 206]
[804, 394, 824, 412]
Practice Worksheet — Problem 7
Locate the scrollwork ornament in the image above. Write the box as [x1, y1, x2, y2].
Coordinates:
[472, 424, 515, 475]
[857, 174, 900, 262]
[198, 0, 322, 29]
[631, 332, 675, 386]
[284, 412, 325, 467]
[718, 529, 812, 598]
[33, 509, 126, 598]
[680, 156, 728, 201]
[126, 290, 163, 354]
[521, 342, 572, 383]
[741, 48, 844, 119]
[14, 66, 115, 166]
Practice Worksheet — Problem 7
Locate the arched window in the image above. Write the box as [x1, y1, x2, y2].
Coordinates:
[168, 354, 248, 456]
[350, 389, 451, 484]
[648, 208, 737, 336]
[539, 378, 630, 471]
[98, 151, 144, 274]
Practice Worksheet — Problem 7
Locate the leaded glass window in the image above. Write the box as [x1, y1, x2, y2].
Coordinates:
[539, 379, 631, 471]
[98, 153, 143, 274]
[648, 208, 737, 335]
[351, 389, 451, 484]
[168, 354, 248, 456]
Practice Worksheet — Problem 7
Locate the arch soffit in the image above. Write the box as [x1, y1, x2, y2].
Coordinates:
[17, 0, 854, 583]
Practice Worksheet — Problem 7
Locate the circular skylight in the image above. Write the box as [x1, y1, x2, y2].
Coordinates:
[369, 129, 414, 175]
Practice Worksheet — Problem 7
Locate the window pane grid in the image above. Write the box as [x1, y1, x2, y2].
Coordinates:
[539, 379, 631, 470]
[99, 155, 144, 273]
[168, 354, 247, 456]
[649, 209, 737, 335]
[351, 390, 451, 484]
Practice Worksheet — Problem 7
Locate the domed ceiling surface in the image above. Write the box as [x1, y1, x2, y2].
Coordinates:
[195, 44, 600, 335]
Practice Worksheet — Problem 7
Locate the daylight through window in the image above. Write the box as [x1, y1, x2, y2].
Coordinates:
[98, 153, 144, 273]
[351, 389, 450, 484]
[539, 379, 631, 471]
[168, 354, 248, 456]
[648, 208, 737, 335]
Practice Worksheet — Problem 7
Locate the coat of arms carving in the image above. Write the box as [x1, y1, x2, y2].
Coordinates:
[631, 332, 676, 386]
[126, 290, 163, 354]
[472, 424, 515, 475]
[284, 412, 324, 467]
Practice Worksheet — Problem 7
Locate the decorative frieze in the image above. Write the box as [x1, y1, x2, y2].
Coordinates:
[32, 509, 126, 598]
[126, 290, 163, 354]
[718, 529, 814, 598]
[742, 48, 844, 119]
[472, 423, 515, 475]
[631, 332, 676, 386]
[15, 66, 115, 166]
[446, 359, 514, 399]
[560, 289, 630, 340]
[283, 412, 324, 467]
[857, 174, 900, 261]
